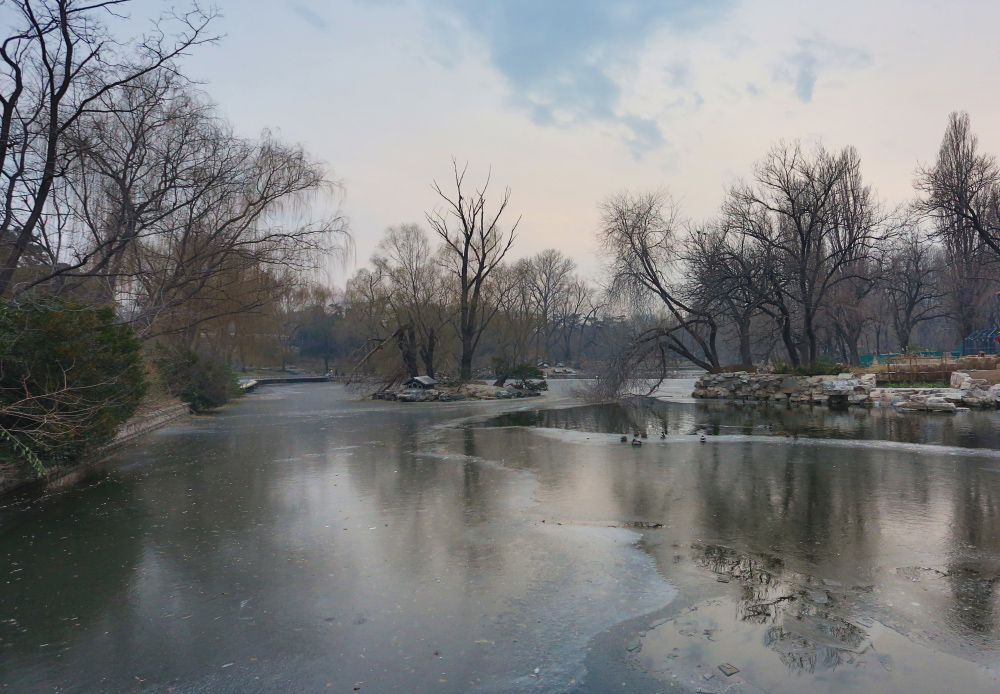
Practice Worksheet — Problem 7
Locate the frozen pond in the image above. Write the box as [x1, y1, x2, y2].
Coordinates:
[2, 381, 1000, 692]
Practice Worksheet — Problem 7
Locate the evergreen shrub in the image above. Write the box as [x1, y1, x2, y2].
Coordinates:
[0, 299, 146, 475]
[152, 345, 239, 412]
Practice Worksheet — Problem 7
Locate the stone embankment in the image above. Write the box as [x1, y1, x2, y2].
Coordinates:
[106, 402, 191, 450]
[0, 401, 191, 496]
[375, 383, 543, 402]
[693, 371, 1000, 410]
[693, 372, 878, 406]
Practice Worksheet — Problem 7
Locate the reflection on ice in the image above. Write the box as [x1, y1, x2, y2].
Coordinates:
[636, 544, 1000, 693]
[5, 383, 1000, 693]
[470, 523, 676, 693]
[487, 398, 1000, 450]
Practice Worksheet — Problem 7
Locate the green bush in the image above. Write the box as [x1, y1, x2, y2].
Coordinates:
[510, 364, 547, 390]
[491, 358, 548, 389]
[152, 345, 239, 412]
[0, 299, 147, 474]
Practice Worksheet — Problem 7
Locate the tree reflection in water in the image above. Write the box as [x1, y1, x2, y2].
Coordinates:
[695, 543, 872, 676]
[487, 398, 1000, 449]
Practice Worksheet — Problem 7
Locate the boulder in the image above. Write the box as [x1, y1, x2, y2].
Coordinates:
[927, 397, 958, 412]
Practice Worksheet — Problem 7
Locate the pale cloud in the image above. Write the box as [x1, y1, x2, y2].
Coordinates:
[173, 0, 1000, 281]
[774, 38, 873, 103]
[287, 2, 330, 31]
[430, 0, 734, 156]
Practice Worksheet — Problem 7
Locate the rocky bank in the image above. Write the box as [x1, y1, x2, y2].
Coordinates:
[692, 371, 1000, 410]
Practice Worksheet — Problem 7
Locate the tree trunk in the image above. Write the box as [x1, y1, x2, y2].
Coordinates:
[778, 314, 799, 367]
[460, 290, 476, 380]
[848, 338, 860, 366]
[460, 339, 473, 381]
[896, 325, 910, 354]
[420, 328, 436, 378]
[804, 308, 818, 364]
[738, 313, 752, 366]
[397, 328, 419, 377]
[459, 281, 473, 380]
[562, 323, 575, 364]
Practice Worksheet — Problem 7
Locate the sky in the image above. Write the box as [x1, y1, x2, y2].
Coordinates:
[161, 0, 1000, 282]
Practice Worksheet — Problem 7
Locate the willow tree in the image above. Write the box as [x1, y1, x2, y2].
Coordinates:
[599, 189, 723, 374]
[0, 0, 217, 297]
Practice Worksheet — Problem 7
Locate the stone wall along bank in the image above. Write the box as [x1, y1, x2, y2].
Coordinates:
[693, 372, 877, 406]
[693, 371, 1000, 409]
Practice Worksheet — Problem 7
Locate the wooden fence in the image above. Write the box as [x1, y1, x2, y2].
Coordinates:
[877, 355, 955, 385]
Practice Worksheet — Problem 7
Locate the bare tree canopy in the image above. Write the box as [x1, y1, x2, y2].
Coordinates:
[599, 188, 723, 372]
[724, 141, 888, 364]
[0, 0, 219, 297]
[520, 248, 575, 362]
[917, 112, 1000, 259]
[3, 68, 350, 341]
[371, 223, 450, 378]
[427, 159, 518, 380]
[882, 227, 948, 351]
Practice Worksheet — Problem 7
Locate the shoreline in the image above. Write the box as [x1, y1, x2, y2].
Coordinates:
[0, 401, 191, 499]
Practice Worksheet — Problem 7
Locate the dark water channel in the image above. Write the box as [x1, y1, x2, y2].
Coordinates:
[2, 382, 1000, 693]
[489, 395, 1000, 449]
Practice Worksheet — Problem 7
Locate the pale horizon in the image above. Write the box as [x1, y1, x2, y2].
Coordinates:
[171, 0, 1000, 281]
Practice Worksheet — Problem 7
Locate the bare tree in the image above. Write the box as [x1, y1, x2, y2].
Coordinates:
[554, 277, 599, 364]
[599, 188, 722, 372]
[825, 257, 880, 365]
[427, 160, 518, 380]
[882, 228, 947, 351]
[724, 142, 886, 364]
[343, 266, 405, 382]
[0, 0, 218, 296]
[939, 228, 995, 345]
[112, 127, 349, 341]
[916, 112, 1000, 259]
[520, 248, 575, 362]
[485, 260, 536, 371]
[372, 223, 451, 377]
[685, 222, 772, 366]
[22, 70, 214, 300]
[915, 112, 1000, 343]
